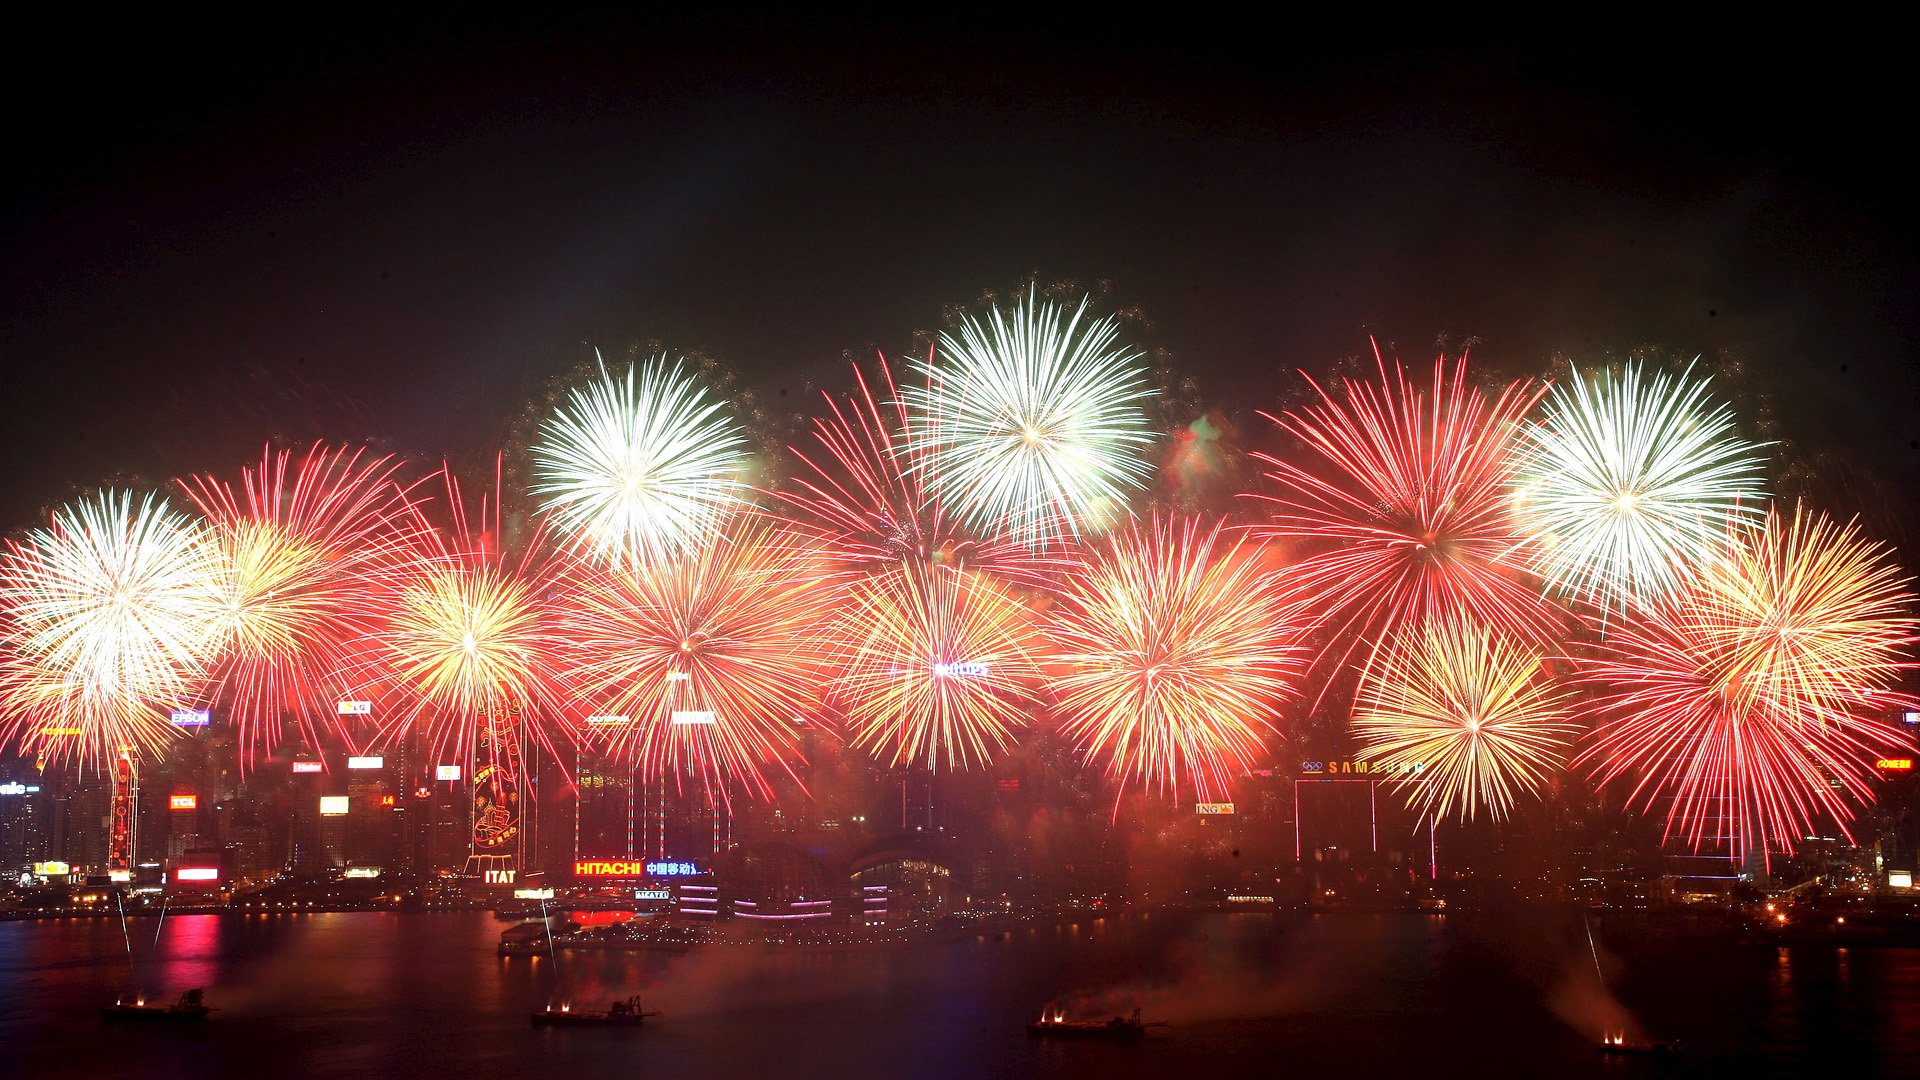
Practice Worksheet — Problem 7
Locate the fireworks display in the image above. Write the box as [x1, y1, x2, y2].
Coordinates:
[1511, 361, 1767, 606]
[1353, 617, 1576, 823]
[1576, 505, 1917, 861]
[552, 518, 838, 798]
[1044, 517, 1296, 803]
[181, 444, 421, 763]
[903, 289, 1156, 550]
[828, 560, 1040, 771]
[0, 290, 1913, 871]
[0, 490, 223, 766]
[531, 355, 751, 566]
[1251, 354, 1560, 681]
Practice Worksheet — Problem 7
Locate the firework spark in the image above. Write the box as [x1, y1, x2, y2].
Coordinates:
[829, 560, 1040, 770]
[1250, 352, 1560, 679]
[0, 490, 223, 766]
[903, 288, 1155, 549]
[1353, 617, 1576, 822]
[551, 519, 839, 798]
[181, 444, 422, 763]
[1511, 361, 1766, 606]
[1044, 517, 1296, 803]
[531, 354, 751, 565]
[1576, 505, 1917, 862]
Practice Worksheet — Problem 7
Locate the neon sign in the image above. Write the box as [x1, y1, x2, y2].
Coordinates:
[1877, 758, 1914, 771]
[575, 859, 648, 877]
[172, 867, 219, 882]
[291, 761, 323, 774]
[669, 711, 716, 726]
[169, 709, 210, 727]
[346, 756, 385, 770]
[435, 765, 462, 781]
[586, 715, 630, 725]
[319, 796, 349, 816]
[1195, 802, 1236, 815]
[336, 700, 372, 715]
[933, 661, 989, 678]
[0, 783, 37, 796]
[169, 794, 198, 810]
[573, 859, 699, 877]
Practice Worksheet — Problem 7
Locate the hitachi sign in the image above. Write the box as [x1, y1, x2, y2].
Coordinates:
[575, 859, 649, 877]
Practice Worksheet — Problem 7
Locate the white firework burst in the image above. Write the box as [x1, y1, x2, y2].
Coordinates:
[903, 289, 1155, 549]
[531, 355, 751, 564]
[0, 489, 225, 764]
[1510, 361, 1766, 606]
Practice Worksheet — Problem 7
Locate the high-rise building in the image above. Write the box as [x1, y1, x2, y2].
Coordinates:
[0, 761, 51, 870]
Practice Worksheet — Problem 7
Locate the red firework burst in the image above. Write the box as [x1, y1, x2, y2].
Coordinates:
[1575, 505, 1918, 864]
[341, 465, 572, 774]
[549, 517, 840, 799]
[1248, 350, 1560, 682]
[180, 444, 425, 764]
[1044, 516, 1298, 805]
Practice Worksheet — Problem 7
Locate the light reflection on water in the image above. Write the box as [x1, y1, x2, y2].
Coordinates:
[0, 910, 1915, 1078]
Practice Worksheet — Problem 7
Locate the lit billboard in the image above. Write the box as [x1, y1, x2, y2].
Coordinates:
[1877, 758, 1915, 771]
[1195, 802, 1236, 815]
[319, 796, 349, 816]
[669, 710, 717, 726]
[435, 765, 462, 781]
[169, 709, 210, 727]
[346, 756, 385, 770]
[291, 761, 323, 774]
[336, 700, 372, 715]
[172, 867, 220, 883]
[169, 794, 198, 811]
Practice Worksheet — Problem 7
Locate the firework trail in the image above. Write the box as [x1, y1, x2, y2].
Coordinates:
[1352, 617, 1576, 822]
[1511, 360, 1767, 607]
[828, 559, 1041, 770]
[903, 288, 1156, 550]
[1044, 517, 1296, 804]
[1575, 504, 1917, 862]
[181, 444, 424, 764]
[1250, 351, 1561, 687]
[551, 517, 840, 799]
[0, 490, 224, 766]
[531, 354, 751, 566]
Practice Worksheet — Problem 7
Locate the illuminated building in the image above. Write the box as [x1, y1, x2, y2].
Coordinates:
[0, 763, 51, 870]
[849, 836, 956, 918]
[108, 751, 137, 878]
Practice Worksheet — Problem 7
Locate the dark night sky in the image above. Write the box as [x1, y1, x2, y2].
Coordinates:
[3, 15, 1915, 536]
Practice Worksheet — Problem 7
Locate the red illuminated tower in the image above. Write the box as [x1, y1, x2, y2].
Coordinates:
[108, 750, 137, 879]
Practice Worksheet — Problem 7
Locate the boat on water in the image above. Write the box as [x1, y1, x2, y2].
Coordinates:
[1597, 1033, 1682, 1056]
[101, 989, 213, 1023]
[1027, 1005, 1163, 1041]
[531, 995, 659, 1028]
